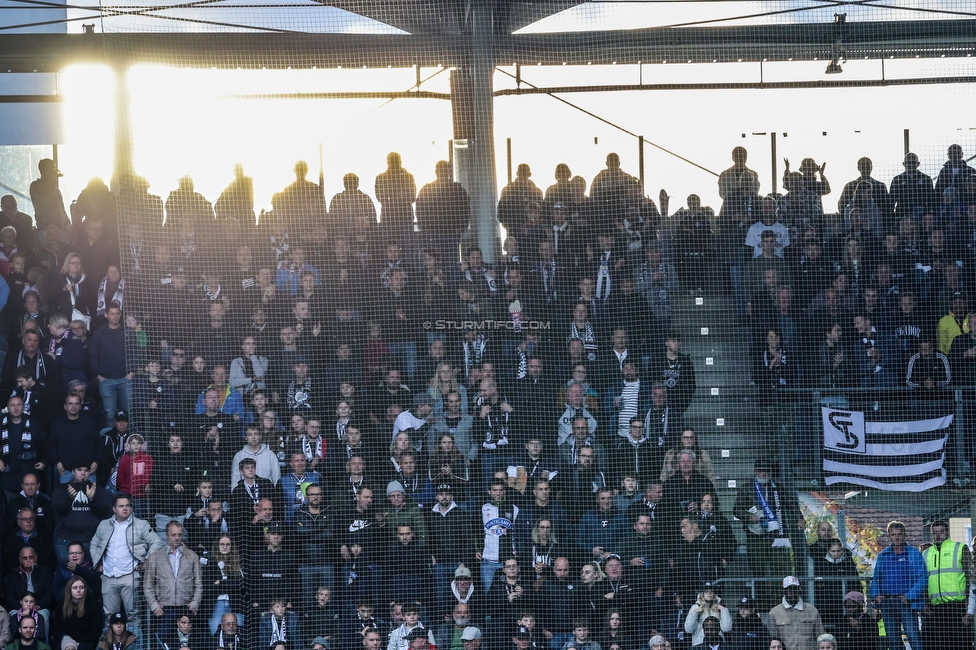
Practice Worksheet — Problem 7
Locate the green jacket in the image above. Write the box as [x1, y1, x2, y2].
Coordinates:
[6, 640, 51, 650]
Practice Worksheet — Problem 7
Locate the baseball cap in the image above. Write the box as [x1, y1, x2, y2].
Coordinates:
[514, 627, 532, 639]
[783, 576, 801, 588]
[114, 410, 129, 421]
[387, 480, 406, 496]
[436, 483, 453, 493]
[738, 596, 756, 608]
[109, 612, 127, 624]
[455, 567, 472, 578]
[461, 628, 482, 641]
[754, 458, 773, 471]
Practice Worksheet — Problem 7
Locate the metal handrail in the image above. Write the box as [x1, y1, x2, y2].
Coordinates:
[711, 575, 873, 605]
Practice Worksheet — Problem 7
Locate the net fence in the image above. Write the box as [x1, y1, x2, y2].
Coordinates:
[0, 1, 975, 649]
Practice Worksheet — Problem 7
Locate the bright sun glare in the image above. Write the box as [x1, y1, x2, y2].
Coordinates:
[55, 60, 976, 218]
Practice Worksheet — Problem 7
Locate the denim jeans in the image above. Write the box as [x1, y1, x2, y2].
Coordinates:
[209, 600, 244, 635]
[389, 341, 418, 382]
[98, 376, 131, 423]
[879, 599, 922, 650]
[301, 564, 335, 605]
[480, 559, 502, 593]
[432, 562, 460, 612]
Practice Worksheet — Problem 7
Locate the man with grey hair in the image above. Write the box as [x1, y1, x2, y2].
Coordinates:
[663, 449, 716, 516]
[142, 520, 202, 639]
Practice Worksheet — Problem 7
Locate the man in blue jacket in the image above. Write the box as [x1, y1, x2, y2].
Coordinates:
[868, 520, 926, 650]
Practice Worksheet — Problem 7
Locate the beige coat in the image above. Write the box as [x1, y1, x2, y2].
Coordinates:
[142, 544, 203, 612]
[765, 600, 825, 650]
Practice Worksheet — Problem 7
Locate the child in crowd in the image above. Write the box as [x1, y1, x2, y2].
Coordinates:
[115, 433, 153, 518]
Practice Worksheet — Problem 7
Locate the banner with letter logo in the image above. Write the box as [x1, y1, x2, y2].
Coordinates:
[821, 407, 951, 492]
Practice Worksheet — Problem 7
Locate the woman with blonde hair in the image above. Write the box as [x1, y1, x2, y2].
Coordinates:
[526, 519, 560, 581]
[388, 431, 415, 477]
[427, 361, 468, 418]
[56, 253, 95, 323]
[684, 584, 733, 646]
[576, 562, 613, 618]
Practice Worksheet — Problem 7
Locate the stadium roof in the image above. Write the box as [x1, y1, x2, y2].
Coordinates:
[0, 0, 974, 71]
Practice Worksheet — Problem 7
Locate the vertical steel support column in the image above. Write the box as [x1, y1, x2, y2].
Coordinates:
[113, 63, 134, 183]
[469, 0, 499, 263]
[638, 136, 645, 195]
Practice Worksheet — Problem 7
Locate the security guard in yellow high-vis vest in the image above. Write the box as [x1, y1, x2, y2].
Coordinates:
[921, 520, 972, 650]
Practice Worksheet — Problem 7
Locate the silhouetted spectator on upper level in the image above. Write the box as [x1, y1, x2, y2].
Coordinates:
[279, 160, 326, 225]
[165, 175, 215, 228]
[890, 153, 936, 218]
[543, 163, 575, 218]
[215, 164, 255, 223]
[116, 173, 164, 230]
[375, 152, 417, 238]
[935, 144, 976, 206]
[416, 160, 470, 262]
[784, 157, 830, 207]
[838, 157, 892, 217]
[0, 196, 36, 256]
[498, 163, 544, 234]
[591, 153, 640, 221]
[330, 172, 378, 235]
[718, 146, 761, 220]
[71, 177, 116, 230]
[29, 159, 70, 231]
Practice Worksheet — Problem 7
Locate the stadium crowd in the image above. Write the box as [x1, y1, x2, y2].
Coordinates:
[0, 142, 973, 650]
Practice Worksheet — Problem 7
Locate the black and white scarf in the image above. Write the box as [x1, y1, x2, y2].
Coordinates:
[287, 378, 312, 410]
[270, 234, 290, 263]
[96, 277, 124, 316]
[464, 267, 497, 293]
[462, 336, 487, 377]
[216, 630, 240, 650]
[270, 615, 287, 644]
[65, 273, 86, 297]
[128, 241, 144, 271]
[302, 435, 324, 462]
[16, 352, 46, 383]
[513, 348, 528, 380]
[570, 321, 597, 360]
[538, 259, 558, 302]
[203, 284, 222, 301]
[179, 230, 196, 258]
[1, 413, 32, 461]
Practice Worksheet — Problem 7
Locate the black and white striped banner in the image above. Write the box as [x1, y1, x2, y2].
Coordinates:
[821, 407, 951, 492]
